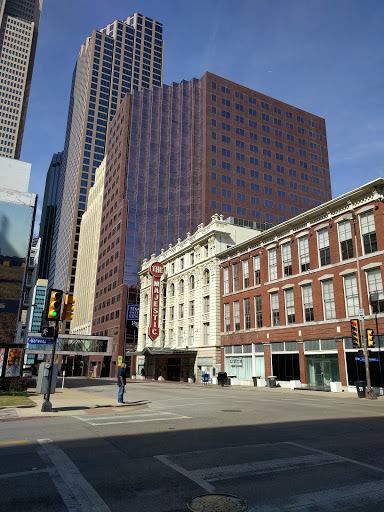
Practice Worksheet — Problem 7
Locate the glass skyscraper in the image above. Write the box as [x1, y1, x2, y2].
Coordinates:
[49, 13, 164, 324]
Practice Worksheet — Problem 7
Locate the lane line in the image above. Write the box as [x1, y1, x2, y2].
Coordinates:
[0, 440, 29, 445]
[154, 454, 215, 493]
[286, 441, 384, 474]
[248, 480, 384, 512]
[38, 438, 111, 512]
[190, 453, 342, 482]
[0, 468, 48, 479]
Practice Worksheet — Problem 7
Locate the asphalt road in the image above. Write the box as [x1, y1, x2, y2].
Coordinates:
[2, 380, 384, 511]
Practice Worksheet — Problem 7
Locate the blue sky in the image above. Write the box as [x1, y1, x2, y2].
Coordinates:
[21, 0, 384, 231]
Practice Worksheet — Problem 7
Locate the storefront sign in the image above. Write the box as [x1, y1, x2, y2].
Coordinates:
[148, 262, 165, 341]
[229, 358, 243, 366]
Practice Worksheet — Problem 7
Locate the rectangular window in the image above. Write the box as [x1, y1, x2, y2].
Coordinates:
[344, 274, 359, 317]
[223, 267, 229, 294]
[302, 284, 314, 321]
[318, 228, 330, 266]
[233, 301, 240, 331]
[203, 296, 210, 313]
[242, 259, 249, 288]
[203, 323, 210, 345]
[224, 303, 231, 332]
[255, 295, 262, 327]
[322, 279, 336, 319]
[282, 242, 292, 276]
[254, 255, 260, 285]
[179, 303, 184, 319]
[233, 263, 239, 291]
[366, 268, 384, 313]
[189, 300, 195, 316]
[270, 292, 280, 326]
[268, 248, 277, 281]
[178, 327, 184, 345]
[299, 236, 310, 272]
[285, 288, 295, 324]
[338, 220, 353, 260]
[170, 306, 174, 320]
[244, 298, 251, 329]
[189, 325, 194, 345]
[360, 211, 377, 254]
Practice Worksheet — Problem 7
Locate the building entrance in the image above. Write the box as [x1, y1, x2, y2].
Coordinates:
[307, 354, 340, 390]
[167, 358, 181, 381]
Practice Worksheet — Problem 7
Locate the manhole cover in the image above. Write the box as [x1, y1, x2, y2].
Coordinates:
[187, 493, 247, 511]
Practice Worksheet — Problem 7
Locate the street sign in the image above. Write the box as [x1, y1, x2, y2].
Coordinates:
[41, 326, 55, 338]
[355, 357, 379, 362]
[358, 308, 365, 318]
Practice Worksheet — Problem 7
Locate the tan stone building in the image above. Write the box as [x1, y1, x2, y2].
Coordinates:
[71, 159, 105, 335]
[137, 214, 258, 381]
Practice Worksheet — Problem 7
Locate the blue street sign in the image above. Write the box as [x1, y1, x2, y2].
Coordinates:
[127, 305, 140, 321]
[355, 357, 379, 362]
[28, 337, 54, 344]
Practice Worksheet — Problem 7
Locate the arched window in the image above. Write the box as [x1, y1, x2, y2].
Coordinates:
[180, 279, 184, 293]
[203, 269, 210, 285]
[170, 283, 175, 296]
[190, 275, 195, 290]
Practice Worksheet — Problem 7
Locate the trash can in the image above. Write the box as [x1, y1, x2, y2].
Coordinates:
[355, 380, 366, 398]
[252, 376, 260, 387]
[218, 372, 227, 387]
[267, 376, 277, 388]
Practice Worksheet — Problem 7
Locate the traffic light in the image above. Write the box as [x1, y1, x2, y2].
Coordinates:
[62, 294, 76, 321]
[350, 319, 360, 348]
[367, 329, 375, 348]
[47, 289, 63, 320]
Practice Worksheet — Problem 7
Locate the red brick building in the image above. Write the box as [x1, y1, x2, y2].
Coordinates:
[219, 179, 384, 392]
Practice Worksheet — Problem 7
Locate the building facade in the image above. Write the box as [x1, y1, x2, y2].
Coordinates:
[38, 151, 63, 279]
[219, 178, 384, 392]
[0, 0, 43, 158]
[27, 277, 47, 332]
[91, 71, 332, 374]
[137, 214, 258, 381]
[49, 13, 164, 312]
[70, 158, 106, 335]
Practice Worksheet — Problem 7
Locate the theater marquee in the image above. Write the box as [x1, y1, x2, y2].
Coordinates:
[148, 262, 165, 341]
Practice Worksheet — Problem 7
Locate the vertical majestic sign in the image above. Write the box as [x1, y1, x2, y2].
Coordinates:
[148, 262, 165, 341]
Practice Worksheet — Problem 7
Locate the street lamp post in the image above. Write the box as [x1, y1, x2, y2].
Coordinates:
[346, 213, 377, 399]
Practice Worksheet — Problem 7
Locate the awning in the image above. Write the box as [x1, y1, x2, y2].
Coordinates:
[126, 347, 198, 356]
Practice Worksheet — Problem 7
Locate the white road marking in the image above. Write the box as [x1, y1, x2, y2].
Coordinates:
[287, 441, 384, 474]
[190, 453, 342, 482]
[73, 410, 191, 426]
[248, 480, 384, 511]
[38, 438, 111, 512]
[150, 401, 209, 409]
[0, 468, 48, 479]
[154, 454, 216, 493]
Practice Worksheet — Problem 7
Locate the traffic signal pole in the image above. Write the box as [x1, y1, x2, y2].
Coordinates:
[41, 320, 59, 412]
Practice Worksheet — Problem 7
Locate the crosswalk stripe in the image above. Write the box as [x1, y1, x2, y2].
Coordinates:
[190, 453, 342, 482]
[73, 410, 191, 426]
[248, 480, 384, 512]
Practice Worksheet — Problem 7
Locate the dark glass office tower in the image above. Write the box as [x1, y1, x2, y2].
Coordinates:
[38, 151, 63, 279]
[48, 14, 164, 329]
[0, 0, 43, 158]
[91, 72, 332, 363]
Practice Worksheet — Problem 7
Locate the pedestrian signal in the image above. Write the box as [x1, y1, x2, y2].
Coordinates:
[47, 289, 63, 320]
[350, 319, 360, 348]
[367, 329, 375, 348]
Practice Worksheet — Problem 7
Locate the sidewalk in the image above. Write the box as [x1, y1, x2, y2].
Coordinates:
[0, 378, 375, 422]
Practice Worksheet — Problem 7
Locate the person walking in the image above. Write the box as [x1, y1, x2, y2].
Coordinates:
[117, 362, 126, 404]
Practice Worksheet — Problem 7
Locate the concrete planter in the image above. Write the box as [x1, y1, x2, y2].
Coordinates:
[290, 380, 302, 389]
[330, 381, 342, 393]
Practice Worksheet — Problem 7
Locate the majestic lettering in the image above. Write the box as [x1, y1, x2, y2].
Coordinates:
[148, 262, 164, 341]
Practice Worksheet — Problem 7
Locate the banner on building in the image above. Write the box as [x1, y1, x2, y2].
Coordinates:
[127, 305, 140, 321]
[147, 262, 164, 341]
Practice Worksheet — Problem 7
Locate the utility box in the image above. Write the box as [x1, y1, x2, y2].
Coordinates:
[36, 363, 58, 394]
